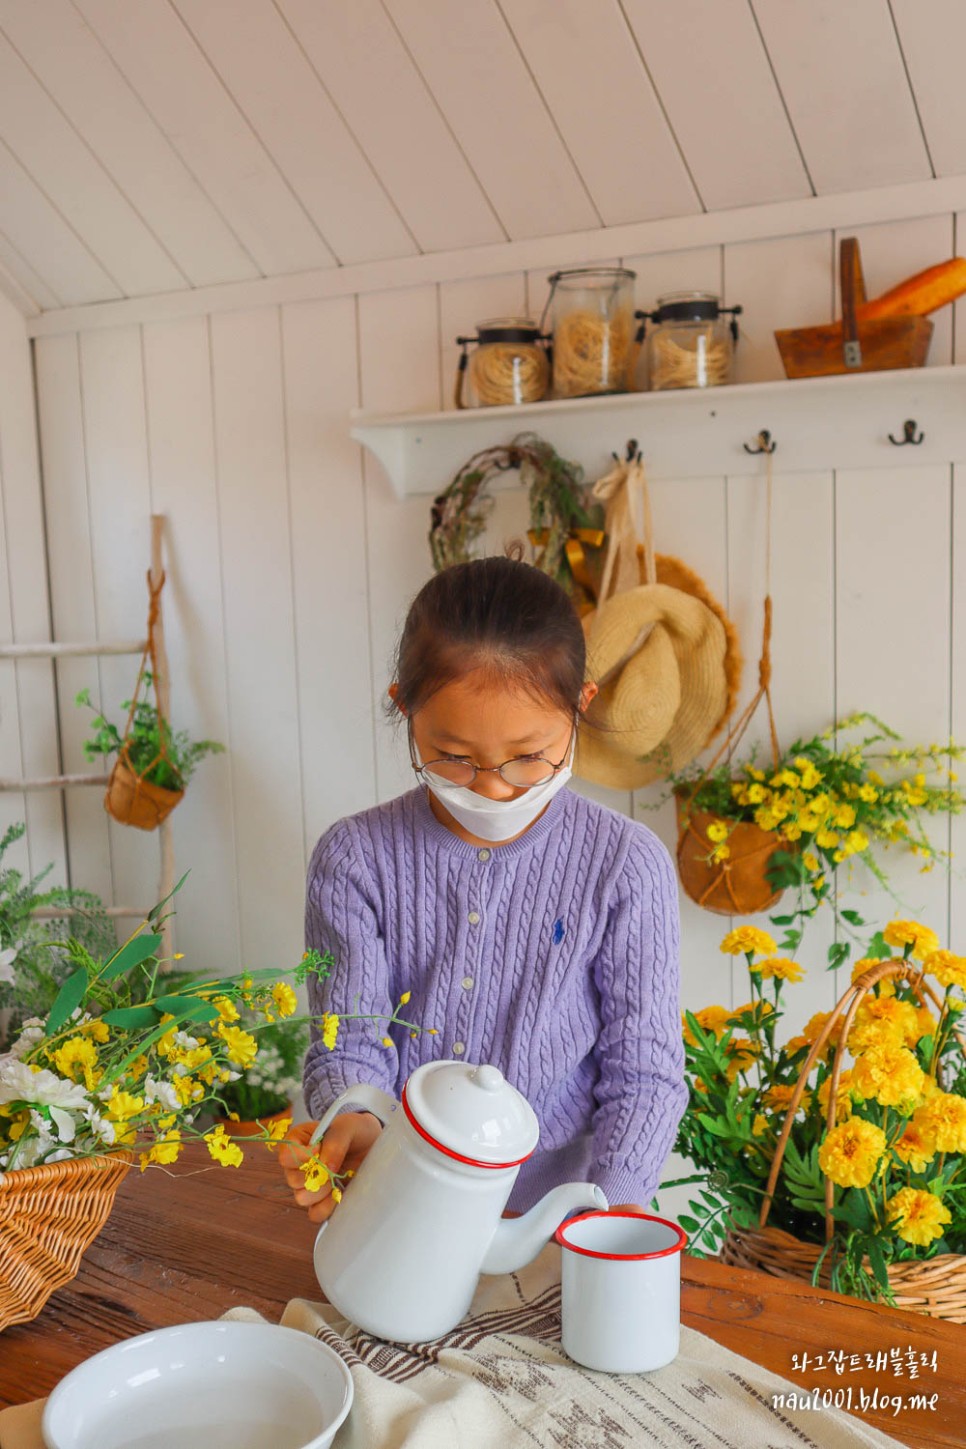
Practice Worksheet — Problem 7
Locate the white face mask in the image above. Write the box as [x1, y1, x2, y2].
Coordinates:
[413, 730, 576, 844]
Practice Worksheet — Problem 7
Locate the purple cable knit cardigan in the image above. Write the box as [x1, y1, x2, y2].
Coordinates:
[303, 783, 686, 1212]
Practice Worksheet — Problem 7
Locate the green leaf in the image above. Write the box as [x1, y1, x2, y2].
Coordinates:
[101, 932, 163, 981]
[868, 932, 890, 960]
[153, 993, 219, 1022]
[867, 1237, 891, 1293]
[827, 942, 850, 971]
[45, 966, 90, 1036]
[677, 1214, 700, 1233]
[148, 871, 190, 926]
[841, 909, 865, 926]
[101, 1003, 160, 1029]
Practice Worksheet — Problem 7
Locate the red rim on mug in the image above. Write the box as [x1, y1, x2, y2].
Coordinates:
[554, 1210, 688, 1261]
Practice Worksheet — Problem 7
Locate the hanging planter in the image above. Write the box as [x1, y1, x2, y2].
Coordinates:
[76, 566, 223, 834]
[674, 787, 788, 917]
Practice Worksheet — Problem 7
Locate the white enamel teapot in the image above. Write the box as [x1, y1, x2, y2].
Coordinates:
[310, 1060, 608, 1343]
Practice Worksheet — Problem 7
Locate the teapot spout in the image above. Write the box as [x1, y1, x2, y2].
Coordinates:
[481, 1182, 608, 1276]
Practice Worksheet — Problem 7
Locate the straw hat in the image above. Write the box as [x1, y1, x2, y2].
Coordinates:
[574, 455, 740, 790]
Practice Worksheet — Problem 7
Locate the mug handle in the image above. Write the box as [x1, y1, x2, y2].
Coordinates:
[308, 1083, 397, 1147]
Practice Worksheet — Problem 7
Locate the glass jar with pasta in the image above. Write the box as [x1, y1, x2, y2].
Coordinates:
[454, 318, 550, 408]
[642, 293, 742, 390]
[543, 267, 638, 398]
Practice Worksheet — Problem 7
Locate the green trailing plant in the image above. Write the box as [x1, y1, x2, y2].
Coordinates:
[76, 681, 224, 792]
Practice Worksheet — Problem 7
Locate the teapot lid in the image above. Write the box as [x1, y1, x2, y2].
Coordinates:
[402, 1061, 539, 1168]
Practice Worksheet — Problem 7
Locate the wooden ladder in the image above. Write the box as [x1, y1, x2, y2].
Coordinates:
[0, 516, 176, 958]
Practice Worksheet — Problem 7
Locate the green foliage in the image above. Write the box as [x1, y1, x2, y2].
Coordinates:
[0, 822, 115, 1048]
[75, 681, 223, 792]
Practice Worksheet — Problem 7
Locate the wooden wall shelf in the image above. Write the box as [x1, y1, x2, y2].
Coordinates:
[350, 363, 966, 498]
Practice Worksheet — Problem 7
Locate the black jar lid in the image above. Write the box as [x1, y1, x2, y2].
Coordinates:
[475, 316, 544, 345]
[649, 292, 742, 324]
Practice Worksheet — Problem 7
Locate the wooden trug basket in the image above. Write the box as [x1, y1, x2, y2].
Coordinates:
[720, 958, 966, 1322]
[775, 237, 933, 378]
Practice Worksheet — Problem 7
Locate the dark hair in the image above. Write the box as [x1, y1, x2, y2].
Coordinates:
[388, 553, 586, 720]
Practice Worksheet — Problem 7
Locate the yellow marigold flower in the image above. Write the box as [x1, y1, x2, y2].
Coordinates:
[764, 1083, 808, 1115]
[711, 844, 731, 862]
[730, 1000, 774, 1024]
[746, 783, 766, 804]
[783, 1034, 809, 1056]
[752, 1113, 770, 1138]
[217, 1023, 258, 1069]
[213, 995, 239, 1023]
[850, 956, 886, 986]
[725, 1037, 760, 1080]
[706, 820, 729, 843]
[818, 1069, 855, 1121]
[923, 950, 966, 991]
[886, 1188, 951, 1248]
[851, 1043, 926, 1108]
[51, 1036, 99, 1091]
[271, 982, 297, 1018]
[912, 1091, 966, 1154]
[204, 1124, 244, 1168]
[751, 956, 804, 983]
[720, 926, 777, 958]
[894, 1123, 935, 1174]
[848, 998, 923, 1054]
[321, 1013, 339, 1050]
[819, 1118, 887, 1189]
[682, 1005, 731, 1045]
[815, 828, 840, 849]
[883, 920, 940, 962]
[300, 1154, 329, 1193]
[104, 1087, 145, 1122]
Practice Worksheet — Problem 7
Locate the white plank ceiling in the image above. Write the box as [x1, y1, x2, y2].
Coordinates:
[0, 0, 956, 313]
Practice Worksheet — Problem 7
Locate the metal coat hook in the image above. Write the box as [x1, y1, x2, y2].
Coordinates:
[611, 437, 642, 463]
[743, 429, 777, 455]
[888, 419, 924, 446]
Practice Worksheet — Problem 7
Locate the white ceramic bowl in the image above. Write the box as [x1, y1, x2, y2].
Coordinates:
[42, 1320, 354, 1449]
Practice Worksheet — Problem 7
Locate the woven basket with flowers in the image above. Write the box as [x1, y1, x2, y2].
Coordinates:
[673, 919, 966, 1321]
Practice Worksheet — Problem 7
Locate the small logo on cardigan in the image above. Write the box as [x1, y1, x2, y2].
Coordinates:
[551, 918, 565, 945]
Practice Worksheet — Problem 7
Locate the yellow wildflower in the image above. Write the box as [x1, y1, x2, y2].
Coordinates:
[51, 1036, 100, 1091]
[858, 784, 878, 803]
[834, 804, 856, 829]
[923, 950, 966, 991]
[381, 1037, 393, 1048]
[802, 852, 820, 873]
[399, 990, 412, 1005]
[266, 1116, 293, 1144]
[719, 926, 777, 958]
[894, 1123, 935, 1174]
[213, 995, 239, 1023]
[706, 820, 729, 843]
[103, 1087, 145, 1122]
[138, 1129, 183, 1173]
[886, 1188, 951, 1247]
[711, 844, 731, 862]
[752, 1113, 770, 1138]
[300, 1154, 330, 1193]
[217, 1023, 258, 1069]
[746, 783, 766, 804]
[172, 1074, 204, 1107]
[844, 829, 870, 855]
[321, 1013, 339, 1050]
[764, 1083, 808, 1115]
[271, 982, 297, 1018]
[851, 1044, 925, 1108]
[204, 1124, 244, 1168]
[80, 1017, 110, 1044]
[783, 1034, 809, 1056]
[883, 920, 940, 962]
[815, 828, 840, 849]
[682, 1005, 731, 1045]
[730, 1000, 774, 1025]
[751, 957, 804, 983]
[818, 1118, 887, 1189]
[330, 1186, 343, 1204]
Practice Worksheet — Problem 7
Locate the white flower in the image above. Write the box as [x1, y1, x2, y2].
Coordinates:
[0, 1055, 90, 1112]
[173, 1032, 199, 1051]
[7, 1021, 45, 1060]
[80, 1105, 116, 1146]
[0, 946, 18, 985]
[144, 1076, 180, 1112]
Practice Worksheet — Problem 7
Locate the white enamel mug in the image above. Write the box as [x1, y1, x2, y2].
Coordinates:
[554, 1211, 688, 1374]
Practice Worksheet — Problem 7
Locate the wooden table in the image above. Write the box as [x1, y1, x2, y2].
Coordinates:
[1, 1146, 963, 1448]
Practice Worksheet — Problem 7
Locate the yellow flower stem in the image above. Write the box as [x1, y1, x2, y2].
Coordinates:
[928, 990, 950, 1078]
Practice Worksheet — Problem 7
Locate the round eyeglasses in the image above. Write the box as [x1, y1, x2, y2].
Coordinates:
[410, 720, 575, 790]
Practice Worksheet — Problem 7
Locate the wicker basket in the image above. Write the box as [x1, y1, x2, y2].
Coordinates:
[675, 789, 787, 916]
[105, 756, 183, 831]
[720, 958, 966, 1322]
[0, 1154, 131, 1330]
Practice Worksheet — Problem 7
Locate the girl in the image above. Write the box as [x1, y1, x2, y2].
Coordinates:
[280, 554, 686, 1222]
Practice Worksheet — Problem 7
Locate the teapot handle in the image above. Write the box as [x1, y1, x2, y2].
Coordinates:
[308, 1083, 398, 1147]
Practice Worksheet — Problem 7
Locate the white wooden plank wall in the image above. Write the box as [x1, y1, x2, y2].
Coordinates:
[19, 216, 965, 1048]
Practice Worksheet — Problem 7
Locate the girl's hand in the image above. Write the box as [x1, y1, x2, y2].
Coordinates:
[278, 1113, 382, 1224]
